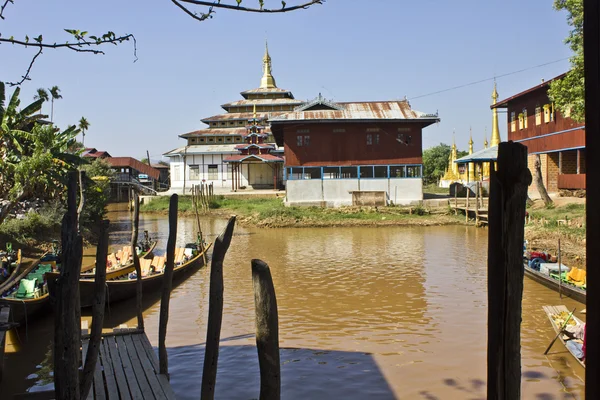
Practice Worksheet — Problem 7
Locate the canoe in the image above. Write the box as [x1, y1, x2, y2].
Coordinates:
[524, 262, 586, 304]
[0, 252, 60, 325]
[0, 248, 22, 290]
[542, 305, 586, 368]
[80, 240, 157, 280]
[48, 242, 212, 308]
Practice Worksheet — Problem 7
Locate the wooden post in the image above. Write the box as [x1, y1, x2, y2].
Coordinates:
[487, 142, 532, 400]
[454, 188, 458, 215]
[465, 186, 470, 223]
[201, 216, 237, 400]
[584, 2, 599, 395]
[54, 172, 84, 400]
[475, 182, 480, 226]
[159, 195, 178, 378]
[77, 170, 86, 229]
[251, 259, 281, 400]
[558, 239, 562, 299]
[80, 219, 109, 399]
[130, 193, 144, 330]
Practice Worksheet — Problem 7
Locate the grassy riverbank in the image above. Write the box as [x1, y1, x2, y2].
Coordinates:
[140, 195, 465, 228]
[525, 199, 586, 267]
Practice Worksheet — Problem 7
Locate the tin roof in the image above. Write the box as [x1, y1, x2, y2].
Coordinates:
[222, 154, 284, 163]
[240, 87, 294, 96]
[201, 112, 271, 123]
[221, 98, 304, 109]
[455, 146, 498, 163]
[105, 157, 160, 180]
[163, 144, 240, 156]
[180, 127, 272, 138]
[270, 100, 440, 123]
[491, 73, 567, 109]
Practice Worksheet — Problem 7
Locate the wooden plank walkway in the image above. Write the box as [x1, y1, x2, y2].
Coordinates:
[16, 327, 175, 400]
[84, 328, 175, 400]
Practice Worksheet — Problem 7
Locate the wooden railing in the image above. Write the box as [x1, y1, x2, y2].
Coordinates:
[557, 173, 586, 189]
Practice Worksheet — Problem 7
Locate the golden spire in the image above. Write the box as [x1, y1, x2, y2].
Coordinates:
[484, 127, 488, 149]
[468, 127, 474, 155]
[260, 41, 277, 89]
[491, 80, 501, 147]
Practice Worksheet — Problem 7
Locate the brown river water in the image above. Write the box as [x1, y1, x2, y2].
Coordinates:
[0, 205, 586, 399]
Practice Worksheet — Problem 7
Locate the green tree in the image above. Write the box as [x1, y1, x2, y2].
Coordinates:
[548, 0, 584, 122]
[422, 143, 467, 185]
[78, 117, 90, 146]
[0, 82, 83, 224]
[49, 86, 62, 122]
[80, 158, 115, 234]
[33, 88, 49, 114]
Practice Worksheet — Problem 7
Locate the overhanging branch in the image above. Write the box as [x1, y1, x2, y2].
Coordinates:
[0, 0, 14, 20]
[177, 0, 324, 15]
[2, 34, 137, 86]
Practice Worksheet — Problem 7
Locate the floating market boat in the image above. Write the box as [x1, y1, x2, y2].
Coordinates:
[542, 305, 586, 368]
[79, 240, 157, 280]
[0, 251, 60, 324]
[48, 242, 211, 308]
[524, 260, 586, 304]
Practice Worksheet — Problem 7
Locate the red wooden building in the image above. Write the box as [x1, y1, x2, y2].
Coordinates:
[491, 74, 586, 193]
[270, 95, 439, 206]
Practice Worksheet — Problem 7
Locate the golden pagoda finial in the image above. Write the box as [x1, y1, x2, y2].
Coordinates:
[260, 40, 277, 89]
[491, 80, 501, 147]
[484, 127, 489, 149]
[468, 127, 474, 154]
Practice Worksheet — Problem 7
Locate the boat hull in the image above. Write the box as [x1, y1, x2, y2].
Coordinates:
[80, 241, 157, 278]
[542, 305, 586, 368]
[0, 295, 51, 325]
[524, 263, 586, 304]
[48, 243, 211, 308]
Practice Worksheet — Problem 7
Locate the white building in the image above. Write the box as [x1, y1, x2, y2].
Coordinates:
[164, 44, 302, 192]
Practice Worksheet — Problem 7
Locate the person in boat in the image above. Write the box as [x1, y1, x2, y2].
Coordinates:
[527, 250, 557, 263]
[565, 323, 586, 363]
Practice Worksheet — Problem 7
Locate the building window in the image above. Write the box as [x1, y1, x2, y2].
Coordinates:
[543, 104, 551, 123]
[225, 137, 232, 143]
[208, 137, 215, 143]
[173, 165, 181, 181]
[374, 166, 388, 178]
[304, 135, 310, 146]
[406, 165, 421, 178]
[366, 134, 373, 145]
[564, 106, 572, 118]
[218, 137, 223, 142]
[392, 166, 406, 178]
[297, 129, 310, 134]
[208, 165, 218, 180]
[333, 128, 346, 133]
[200, 138, 205, 143]
[360, 166, 374, 178]
[374, 134, 380, 145]
[522, 108, 528, 129]
[518, 113, 524, 130]
[297, 135, 303, 146]
[189, 165, 200, 181]
[535, 106, 542, 125]
[323, 167, 340, 179]
[510, 112, 516, 132]
[366, 127, 380, 133]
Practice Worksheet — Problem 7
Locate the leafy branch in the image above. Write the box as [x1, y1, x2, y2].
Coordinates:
[173, 0, 324, 21]
[0, 0, 14, 20]
[1, 30, 137, 86]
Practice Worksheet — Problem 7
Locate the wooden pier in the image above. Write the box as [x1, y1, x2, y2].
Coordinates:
[449, 182, 489, 225]
[81, 326, 175, 400]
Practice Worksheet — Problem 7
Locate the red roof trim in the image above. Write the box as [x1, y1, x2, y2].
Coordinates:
[491, 73, 568, 109]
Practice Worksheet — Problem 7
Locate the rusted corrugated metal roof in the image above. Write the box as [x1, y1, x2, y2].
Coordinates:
[240, 87, 293, 95]
[270, 101, 439, 122]
[201, 112, 276, 122]
[180, 127, 272, 138]
[164, 144, 240, 156]
[106, 157, 160, 180]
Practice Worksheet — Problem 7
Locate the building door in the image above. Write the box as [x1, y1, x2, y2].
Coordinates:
[248, 163, 273, 187]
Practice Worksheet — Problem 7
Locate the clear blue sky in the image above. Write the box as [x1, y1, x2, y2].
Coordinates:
[2, 0, 573, 162]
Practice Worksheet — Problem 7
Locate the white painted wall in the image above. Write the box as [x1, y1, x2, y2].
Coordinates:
[286, 178, 423, 207]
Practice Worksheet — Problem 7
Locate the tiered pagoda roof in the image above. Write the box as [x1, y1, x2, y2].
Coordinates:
[179, 43, 303, 140]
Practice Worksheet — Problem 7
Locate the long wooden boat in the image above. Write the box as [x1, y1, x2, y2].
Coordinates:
[542, 305, 586, 368]
[0, 252, 60, 325]
[79, 240, 157, 280]
[524, 262, 586, 304]
[0, 249, 22, 291]
[48, 242, 212, 308]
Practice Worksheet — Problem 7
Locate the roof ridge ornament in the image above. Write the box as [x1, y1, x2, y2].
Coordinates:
[295, 94, 344, 111]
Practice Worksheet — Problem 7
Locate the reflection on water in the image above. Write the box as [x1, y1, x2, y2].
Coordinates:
[0, 204, 585, 399]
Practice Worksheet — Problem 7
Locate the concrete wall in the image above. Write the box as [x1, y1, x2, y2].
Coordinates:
[286, 178, 422, 207]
